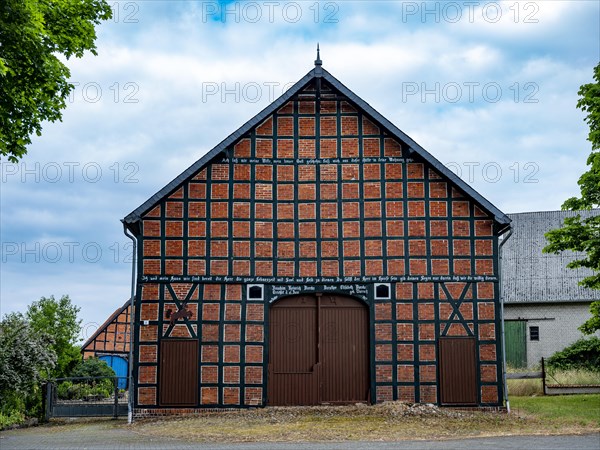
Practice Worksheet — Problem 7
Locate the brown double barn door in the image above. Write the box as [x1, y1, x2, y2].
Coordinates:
[268, 294, 369, 405]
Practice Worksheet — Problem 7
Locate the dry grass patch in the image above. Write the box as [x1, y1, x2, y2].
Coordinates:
[129, 401, 599, 443]
[507, 369, 600, 396]
[546, 369, 600, 386]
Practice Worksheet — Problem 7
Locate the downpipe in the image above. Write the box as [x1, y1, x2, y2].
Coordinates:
[498, 227, 513, 413]
[123, 223, 137, 424]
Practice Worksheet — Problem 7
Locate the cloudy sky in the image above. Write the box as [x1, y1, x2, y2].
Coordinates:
[1, 0, 598, 340]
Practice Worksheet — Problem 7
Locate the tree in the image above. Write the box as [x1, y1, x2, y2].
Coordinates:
[544, 62, 600, 335]
[26, 295, 82, 378]
[0, 313, 55, 415]
[580, 302, 600, 335]
[0, 0, 112, 162]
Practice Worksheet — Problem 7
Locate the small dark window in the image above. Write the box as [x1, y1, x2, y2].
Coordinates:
[374, 283, 391, 300]
[248, 285, 264, 300]
[529, 326, 539, 341]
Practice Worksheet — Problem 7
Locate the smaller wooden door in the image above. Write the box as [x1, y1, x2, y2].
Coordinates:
[439, 337, 477, 405]
[159, 340, 198, 406]
[504, 320, 527, 368]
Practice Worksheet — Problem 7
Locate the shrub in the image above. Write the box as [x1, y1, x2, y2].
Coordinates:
[56, 379, 114, 400]
[0, 410, 25, 429]
[70, 357, 115, 379]
[55, 358, 117, 400]
[546, 337, 600, 372]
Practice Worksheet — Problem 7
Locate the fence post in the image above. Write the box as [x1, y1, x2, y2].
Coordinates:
[41, 382, 47, 423]
[541, 358, 546, 395]
[44, 382, 53, 422]
[113, 378, 119, 419]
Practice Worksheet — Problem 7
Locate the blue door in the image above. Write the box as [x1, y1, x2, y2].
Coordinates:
[99, 355, 128, 389]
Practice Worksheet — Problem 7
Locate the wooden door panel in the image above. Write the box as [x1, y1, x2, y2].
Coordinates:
[321, 302, 369, 403]
[159, 340, 198, 406]
[439, 337, 477, 405]
[268, 296, 319, 405]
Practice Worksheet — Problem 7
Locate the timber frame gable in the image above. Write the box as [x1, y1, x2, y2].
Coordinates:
[123, 64, 510, 232]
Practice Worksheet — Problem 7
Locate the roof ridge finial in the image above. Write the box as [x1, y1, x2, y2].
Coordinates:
[315, 43, 322, 67]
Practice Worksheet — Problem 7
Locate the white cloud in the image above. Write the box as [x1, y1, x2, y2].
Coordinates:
[1, 0, 598, 326]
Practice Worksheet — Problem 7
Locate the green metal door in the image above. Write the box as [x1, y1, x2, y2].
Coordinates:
[504, 320, 527, 368]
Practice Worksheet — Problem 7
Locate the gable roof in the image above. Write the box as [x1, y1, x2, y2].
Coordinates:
[81, 299, 131, 353]
[502, 210, 600, 304]
[123, 63, 510, 231]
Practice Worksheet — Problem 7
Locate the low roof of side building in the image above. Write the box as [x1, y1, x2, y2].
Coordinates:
[502, 209, 600, 304]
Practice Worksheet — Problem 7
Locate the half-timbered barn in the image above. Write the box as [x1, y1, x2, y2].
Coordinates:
[122, 55, 511, 416]
[81, 299, 131, 388]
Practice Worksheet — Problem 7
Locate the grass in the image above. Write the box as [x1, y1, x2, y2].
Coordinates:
[127, 397, 600, 443]
[507, 368, 600, 396]
[546, 369, 600, 386]
[511, 394, 600, 428]
[507, 378, 544, 396]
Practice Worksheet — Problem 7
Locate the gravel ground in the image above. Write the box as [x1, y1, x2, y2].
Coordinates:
[1, 421, 599, 450]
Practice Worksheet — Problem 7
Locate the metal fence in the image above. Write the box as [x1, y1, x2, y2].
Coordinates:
[506, 358, 600, 395]
[44, 376, 128, 420]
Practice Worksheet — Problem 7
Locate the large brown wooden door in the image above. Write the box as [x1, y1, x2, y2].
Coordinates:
[268, 294, 369, 405]
[438, 337, 477, 405]
[159, 340, 198, 406]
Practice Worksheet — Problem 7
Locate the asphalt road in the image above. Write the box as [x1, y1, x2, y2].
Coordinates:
[1, 421, 598, 450]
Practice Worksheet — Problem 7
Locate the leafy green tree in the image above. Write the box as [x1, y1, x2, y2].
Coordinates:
[0, 313, 55, 416]
[580, 302, 600, 335]
[544, 63, 600, 335]
[26, 295, 82, 378]
[0, 0, 112, 162]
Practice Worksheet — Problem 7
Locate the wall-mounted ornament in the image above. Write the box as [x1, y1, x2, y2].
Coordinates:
[166, 302, 192, 325]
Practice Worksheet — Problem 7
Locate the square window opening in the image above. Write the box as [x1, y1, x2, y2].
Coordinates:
[247, 284, 264, 300]
[529, 326, 539, 341]
[374, 283, 391, 300]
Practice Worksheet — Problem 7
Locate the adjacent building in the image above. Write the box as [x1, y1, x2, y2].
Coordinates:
[502, 210, 600, 368]
[81, 299, 131, 388]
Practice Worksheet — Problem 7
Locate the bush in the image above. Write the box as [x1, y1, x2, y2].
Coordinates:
[70, 357, 115, 379]
[56, 379, 114, 400]
[56, 358, 117, 400]
[546, 337, 600, 372]
[0, 410, 25, 429]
